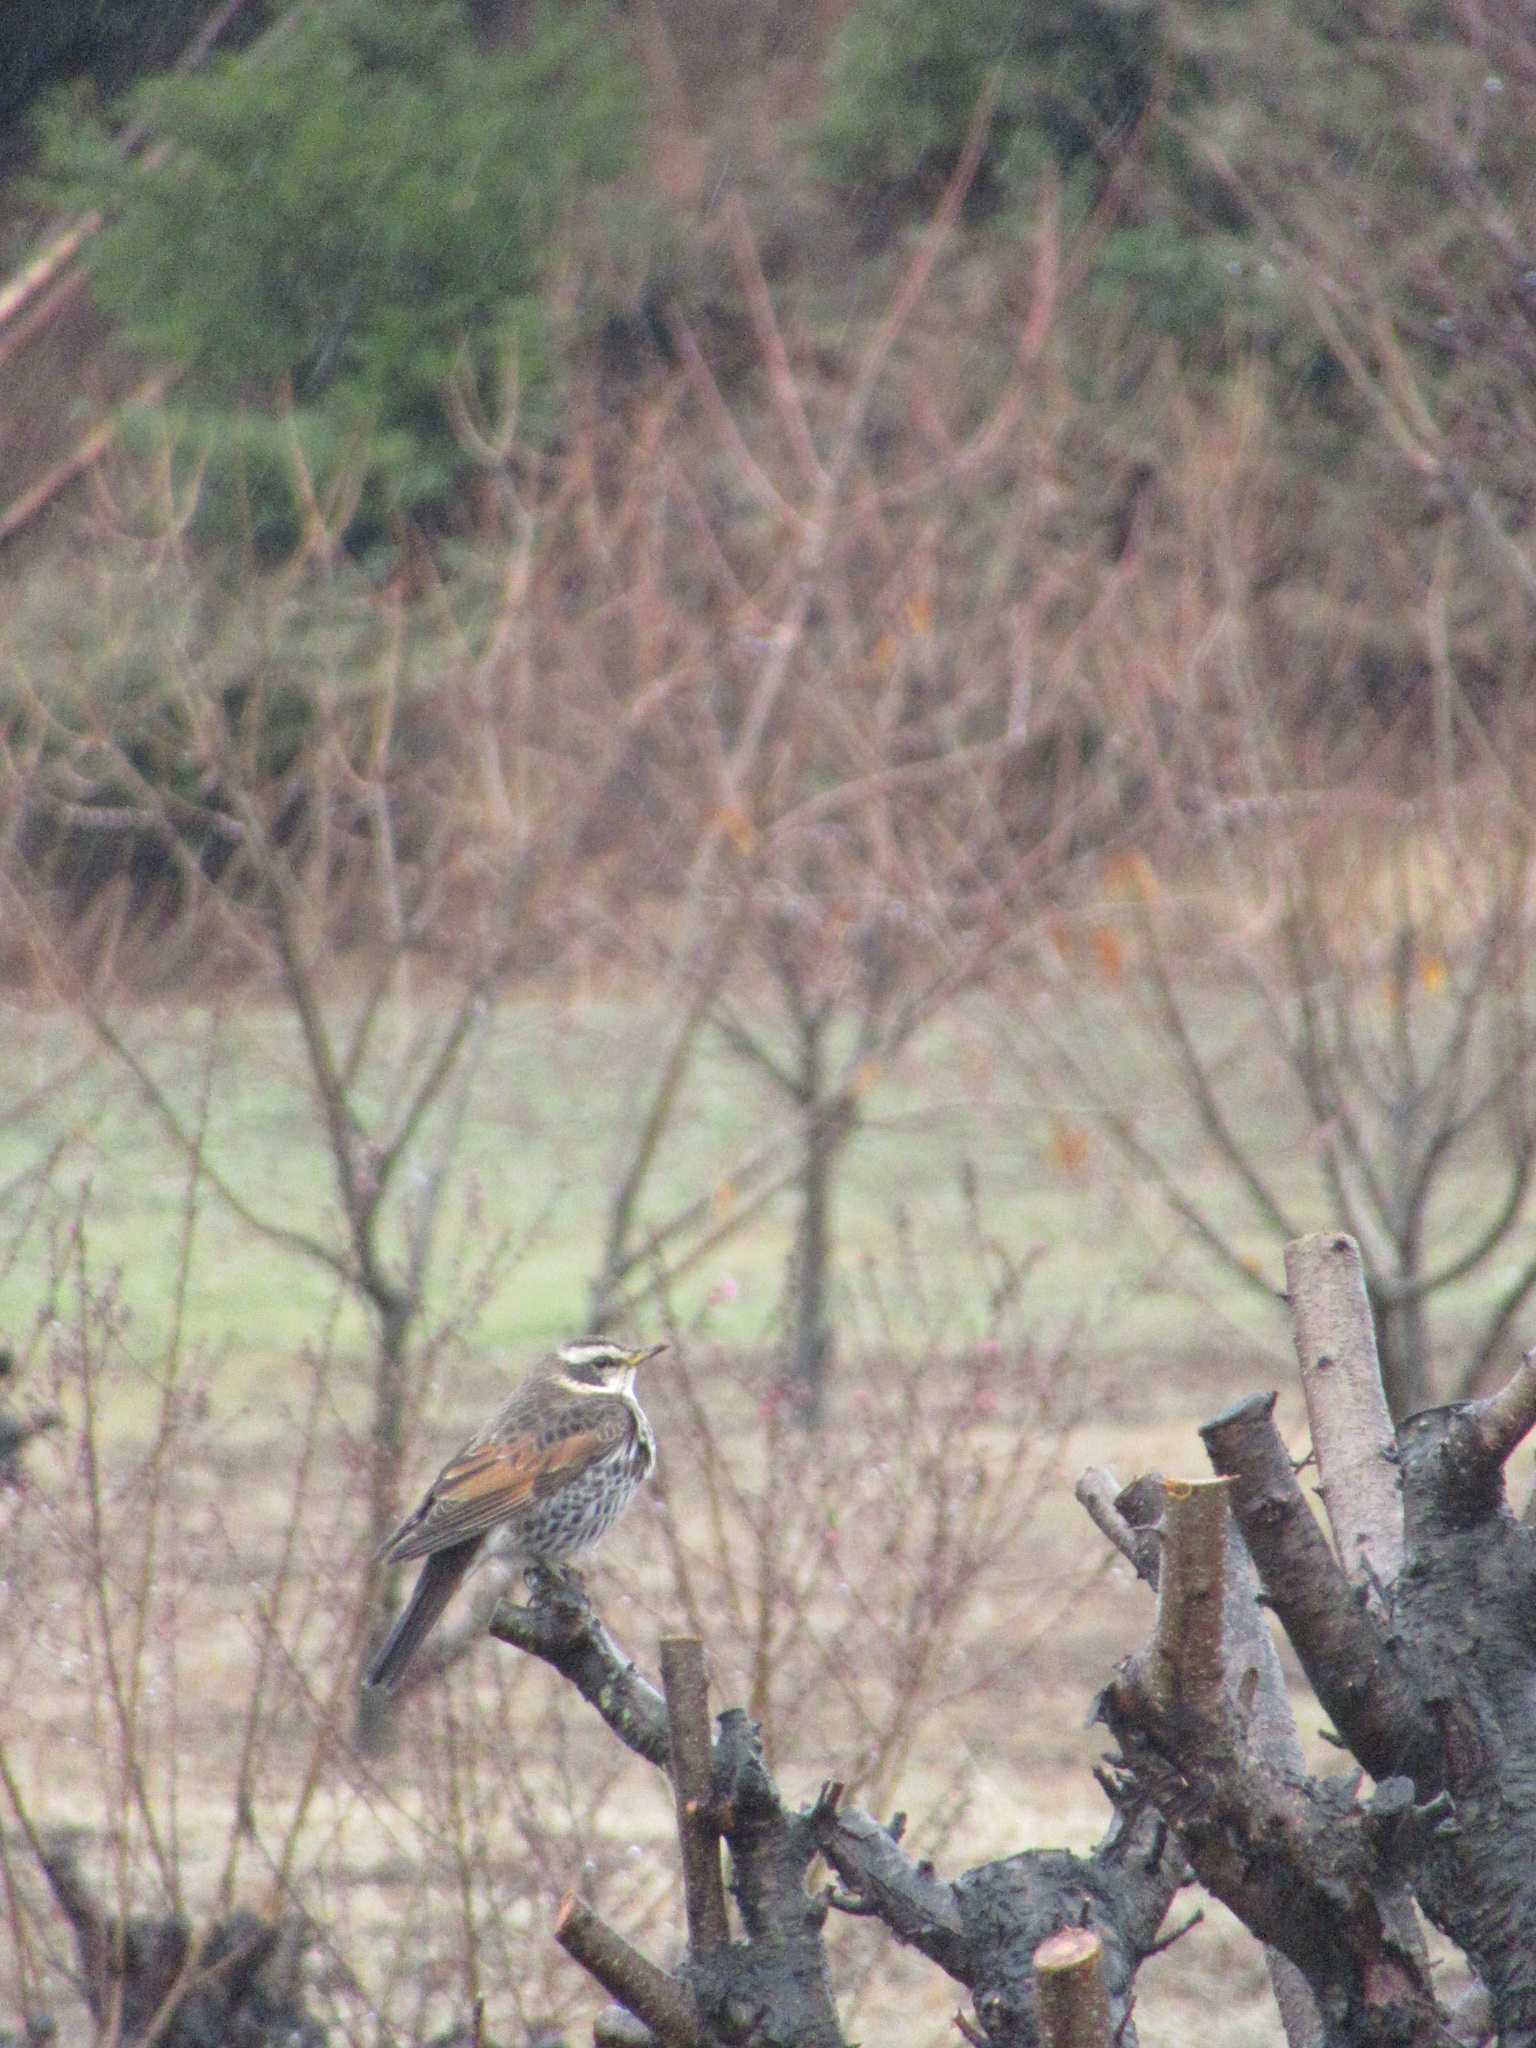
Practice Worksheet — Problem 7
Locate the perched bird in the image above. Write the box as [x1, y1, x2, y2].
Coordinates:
[364, 1337, 665, 1692]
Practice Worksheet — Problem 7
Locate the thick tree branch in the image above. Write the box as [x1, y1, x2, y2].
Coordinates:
[660, 1636, 730, 1953]
[492, 1580, 847, 2047]
[1075, 1468, 1160, 1587]
[488, 1573, 671, 1769]
[1095, 1418, 1446, 2043]
[815, 1804, 965, 1971]
[1385, 1397, 1536, 2035]
[1080, 1456, 1328, 2047]
[815, 1789, 1182, 2047]
[1146, 1478, 1229, 1718]
[1200, 1392, 1439, 1786]
[1097, 1679, 1445, 2044]
[1033, 1927, 1111, 2048]
[555, 1896, 706, 2048]
[1284, 1233, 1404, 1588]
[1465, 1345, 1536, 1470]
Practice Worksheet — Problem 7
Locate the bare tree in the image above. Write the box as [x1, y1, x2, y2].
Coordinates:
[487, 1227, 1536, 2046]
[0, 416, 685, 1743]
[1016, 715, 1536, 1417]
[0, 1205, 354, 2048]
[974, 0, 1536, 1428]
[585, 167, 1125, 1416]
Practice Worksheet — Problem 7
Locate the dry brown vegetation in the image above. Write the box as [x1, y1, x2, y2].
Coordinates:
[4, 7, 1536, 2040]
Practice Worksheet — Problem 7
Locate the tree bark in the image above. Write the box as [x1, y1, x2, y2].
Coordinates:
[1373, 1283, 1435, 1422]
[787, 1012, 849, 1428]
[354, 1289, 415, 1755]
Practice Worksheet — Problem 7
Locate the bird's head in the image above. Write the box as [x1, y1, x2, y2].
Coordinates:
[555, 1337, 667, 1395]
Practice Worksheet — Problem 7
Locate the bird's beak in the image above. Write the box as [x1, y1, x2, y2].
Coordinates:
[634, 1342, 668, 1368]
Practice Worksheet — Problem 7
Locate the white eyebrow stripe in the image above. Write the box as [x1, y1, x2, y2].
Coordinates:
[558, 1341, 625, 1366]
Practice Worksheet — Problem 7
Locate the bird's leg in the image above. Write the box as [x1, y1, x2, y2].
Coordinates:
[525, 1561, 590, 1611]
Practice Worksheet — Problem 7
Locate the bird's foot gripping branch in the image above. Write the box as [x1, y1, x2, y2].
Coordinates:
[493, 1236, 1536, 2048]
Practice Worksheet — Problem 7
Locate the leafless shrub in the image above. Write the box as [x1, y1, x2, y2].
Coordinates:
[0, 1212, 363, 2042]
[634, 1324, 1083, 1822]
[1, 1137, 1097, 2046]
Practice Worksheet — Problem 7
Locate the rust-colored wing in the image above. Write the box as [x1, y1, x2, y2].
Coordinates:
[381, 1402, 628, 1563]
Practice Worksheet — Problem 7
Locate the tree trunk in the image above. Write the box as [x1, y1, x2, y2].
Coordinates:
[1371, 1283, 1433, 1419]
[354, 1291, 414, 1754]
[788, 1014, 846, 1429]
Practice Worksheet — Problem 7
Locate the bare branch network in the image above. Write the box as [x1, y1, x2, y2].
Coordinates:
[490, 1231, 1536, 2048]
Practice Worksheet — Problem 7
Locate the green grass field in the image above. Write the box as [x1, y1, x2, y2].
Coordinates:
[0, 987, 1307, 1403]
[3, 979, 1520, 1417]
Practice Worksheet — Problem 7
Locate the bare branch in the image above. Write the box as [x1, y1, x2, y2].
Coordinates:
[1146, 1478, 1230, 1719]
[1074, 1468, 1160, 1588]
[815, 1803, 965, 1959]
[1463, 1242, 1536, 1394]
[723, 195, 823, 492]
[488, 1573, 671, 1770]
[70, 1000, 349, 1279]
[1465, 1347, 1536, 1473]
[1139, 906, 1300, 1249]
[1200, 1393, 1437, 1787]
[554, 1895, 706, 2048]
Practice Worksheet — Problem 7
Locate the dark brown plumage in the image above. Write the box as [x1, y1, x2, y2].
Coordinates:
[364, 1337, 664, 1692]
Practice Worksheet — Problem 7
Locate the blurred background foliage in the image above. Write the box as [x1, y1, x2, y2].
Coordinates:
[25, 0, 639, 544]
[5, 0, 1529, 555]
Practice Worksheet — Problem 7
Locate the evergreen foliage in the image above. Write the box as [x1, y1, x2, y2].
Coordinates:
[814, 0, 1164, 203]
[810, 0, 1249, 350]
[36, 0, 639, 533]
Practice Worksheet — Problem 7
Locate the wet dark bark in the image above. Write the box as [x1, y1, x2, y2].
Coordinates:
[494, 1235, 1536, 2048]
[815, 1798, 1183, 2047]
[494, 1579, 844, 2047]
[492, 1575, 1183, 2048]
[1189, 1339, 1536, 2044]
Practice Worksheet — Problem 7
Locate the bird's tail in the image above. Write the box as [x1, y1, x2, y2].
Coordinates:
[363, 1541, 477, 1692]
